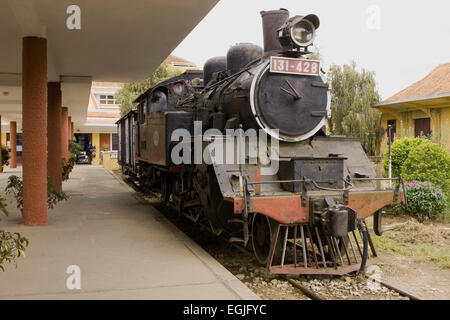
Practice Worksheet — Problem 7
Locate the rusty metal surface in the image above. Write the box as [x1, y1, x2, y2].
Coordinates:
[234, 196, 309, 224]
[233, 189, 401, 224]
[260, 9, 290, 53]
[348, 190, 402, 219]
[288, 279, 325, 300]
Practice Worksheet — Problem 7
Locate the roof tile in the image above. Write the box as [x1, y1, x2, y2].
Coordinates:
[386, 63, 450, 101]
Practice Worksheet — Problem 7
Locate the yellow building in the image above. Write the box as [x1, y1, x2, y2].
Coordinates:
[75, 82, 122, 165]
[77, 55, 198, 166]
[166, 55, 199, 73]
[373, 63, 450, 154]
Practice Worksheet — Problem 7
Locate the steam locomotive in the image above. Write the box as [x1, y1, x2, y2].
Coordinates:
[117, 9, 405, 275]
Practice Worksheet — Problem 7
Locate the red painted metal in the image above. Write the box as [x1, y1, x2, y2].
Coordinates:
[341, 236, 352, 265]
[364, 220, 378, 257]
[233, 189, 402, 224]
[254, 169, 261, 195]
[234, 196, 309, 224]
[306, 226, 319, 269]
[349, 190, 404, 219]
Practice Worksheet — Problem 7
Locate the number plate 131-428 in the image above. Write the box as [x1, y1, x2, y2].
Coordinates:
[270, 56, 320, 76]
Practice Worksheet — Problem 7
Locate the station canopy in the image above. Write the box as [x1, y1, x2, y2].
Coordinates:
[0, 0, 218, 131]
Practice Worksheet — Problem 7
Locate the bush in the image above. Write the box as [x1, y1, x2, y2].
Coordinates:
[62, 156, 76, 181]
[69, 139, 82, 155]
[0, 195, 29, 272]
[1, 146, 10, 167]
[5, 175, 68, 213]
[401, 140, 450, 192]
[382, 137, 427, 178]
[403, 181, 447, 221]
[62, 140, 82, 181]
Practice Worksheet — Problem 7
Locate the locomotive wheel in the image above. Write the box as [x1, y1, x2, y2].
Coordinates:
[251, 213, 280, 265]
[160, 174, 171, 202]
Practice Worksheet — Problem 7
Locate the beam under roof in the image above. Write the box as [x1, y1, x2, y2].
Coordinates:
[0, 0, 219, 128]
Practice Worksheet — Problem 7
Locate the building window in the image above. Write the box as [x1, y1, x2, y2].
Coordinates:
[138, 102, 143, 124]
[99, 95, 117, 105]
[6, 133, 23, 158]
[111, 133, 118, 151]
[386, 119, 396, 143]
[414, 118, 431, 137]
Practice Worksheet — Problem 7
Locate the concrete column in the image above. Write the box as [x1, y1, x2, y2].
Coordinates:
[22, 36, 47, 226]
[61, 107, 69, 162]
[0, 115, 2, 173]
[47, 82, 62, 191]
[9, 121, 17, 168]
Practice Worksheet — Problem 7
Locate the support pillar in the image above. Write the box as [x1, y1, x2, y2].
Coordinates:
[71, 122, 74, 140]
[0, 115, 2, 173]
[9, 121, 17, 168]
[68, 116, 72, 141]
[22, 36, 47, 226]
[61, 107, 69, 162]
[48, 82, 62, 191]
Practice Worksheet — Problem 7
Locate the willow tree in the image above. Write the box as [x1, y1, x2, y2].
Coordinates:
[116, 61, 182, 116]
[327, 61, 384, 155]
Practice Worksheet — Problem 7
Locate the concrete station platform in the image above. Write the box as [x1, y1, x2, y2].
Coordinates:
[0, 165, 258, 300]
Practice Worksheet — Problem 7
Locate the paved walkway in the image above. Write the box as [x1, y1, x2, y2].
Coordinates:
[0, 165, 257, 299]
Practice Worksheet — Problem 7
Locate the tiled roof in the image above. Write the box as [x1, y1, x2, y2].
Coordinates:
[386, 63, 450, 101]
[91, 82, 123, 88]
[166, 54, 196, 66]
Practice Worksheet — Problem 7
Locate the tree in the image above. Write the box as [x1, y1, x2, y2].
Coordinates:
[327, 61, 384, 155]
[116, 61, 182, 116]
[1, 195, 29, 272]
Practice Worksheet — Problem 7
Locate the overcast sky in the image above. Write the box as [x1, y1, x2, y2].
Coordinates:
[172, 0, 450, 100]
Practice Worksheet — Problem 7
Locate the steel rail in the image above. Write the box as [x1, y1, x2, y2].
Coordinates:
[364, 275, 422, 300]
[288, 279, 325, 300]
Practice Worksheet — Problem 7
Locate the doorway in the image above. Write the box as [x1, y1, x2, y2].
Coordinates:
[75, 133, 92, 153]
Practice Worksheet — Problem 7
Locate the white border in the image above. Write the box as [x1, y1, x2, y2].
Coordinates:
[249, 60, 330, 142]
[269, 56, 321, 76]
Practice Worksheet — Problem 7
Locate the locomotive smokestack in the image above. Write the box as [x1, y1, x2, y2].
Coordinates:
[260, 8, 290, 53]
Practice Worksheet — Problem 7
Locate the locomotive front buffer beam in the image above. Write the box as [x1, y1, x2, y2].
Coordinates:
[232, 179, 406, 275]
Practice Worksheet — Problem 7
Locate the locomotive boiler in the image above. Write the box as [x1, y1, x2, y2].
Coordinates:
[117, 9, 406, 275]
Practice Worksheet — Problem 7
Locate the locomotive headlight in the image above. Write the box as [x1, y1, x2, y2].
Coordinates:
[291, 19, 315, 46]
[277, 14, 320, 50]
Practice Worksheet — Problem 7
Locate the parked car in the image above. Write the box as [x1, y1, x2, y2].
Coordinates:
[76, 151, 90, 164]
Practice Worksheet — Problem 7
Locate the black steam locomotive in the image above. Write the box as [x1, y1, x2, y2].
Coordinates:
[117, 9, 405, 275]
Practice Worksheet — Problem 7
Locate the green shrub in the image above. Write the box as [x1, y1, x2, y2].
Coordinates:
[382, 137, 427, 178]
[62, 140, 82, 181]
[0, 195, 29, 272]
[401, 141, 450, 192]
[403, 181, 447, 221]
[62, 156, 76, 181]
[5, 175, 68, 213]
[69, 139, 82, 155]
[1, 146, 10, 167]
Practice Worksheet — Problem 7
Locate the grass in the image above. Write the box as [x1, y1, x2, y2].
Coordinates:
[370, 228, 450, 269]
[435, 203, 450, 223]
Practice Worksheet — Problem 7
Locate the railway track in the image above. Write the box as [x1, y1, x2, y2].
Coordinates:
[287, 276, 422, 300]
[166, 201, 423, 300]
